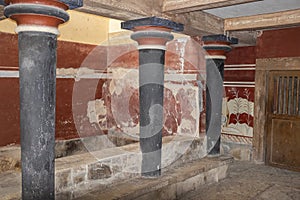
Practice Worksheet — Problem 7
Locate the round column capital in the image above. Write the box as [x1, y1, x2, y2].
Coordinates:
[202, 34, 238, 60]
[131, 26, 174, 50]
[121, 17, 183, 50]
[4, 0, 70, 35]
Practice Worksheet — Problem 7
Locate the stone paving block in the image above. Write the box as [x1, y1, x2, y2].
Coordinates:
[136, 184, 177, 200]
[176, 173, 205, 198]
[73, 165, 87, 185]
[204, 167, 219, 184]
[218, 164, 229, 180]
[0, 146, 21, 173]
[88, 162, 112, 180]
[55, 169, 72, 192]
[255, 184, 300, 200]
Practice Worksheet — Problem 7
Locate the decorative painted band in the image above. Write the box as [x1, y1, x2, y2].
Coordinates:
[224, 64, 256, 68]
[137, 45, 167, 50]
[4, 3, 69, 21]
[4, 0, 83, 9]
[4, 3, 69, 28]
[131, 30, 174, 48]
[224, 81, 255, 85]
[224, 84, 255, 88]
[221, 133, 253, 145]
[224, 68, 255, 71]
[5, 0, 68, 9]
[205, 55, 226, 60]
[15, 24, 59, 34]
[0, 70, 113, 79]
[131, 30, 174, 42]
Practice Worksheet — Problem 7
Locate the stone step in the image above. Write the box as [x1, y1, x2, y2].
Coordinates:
[0, 156, 233, 200]
[0, 133, 139, 173]
[0, 146, 21, 173]
[55, 135, 207, 197]
[72, 156, 233, 200]
[0, 135, 208, 199]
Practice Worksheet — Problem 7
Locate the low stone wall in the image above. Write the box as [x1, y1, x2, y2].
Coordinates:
[0, 133, 139, 173]
[55, 132, 139, 158]
[55, 135, 206, 198]
[0, 146, 21, 173]
[0, 135, 208, 199]
[59, 156, 233, 199]
[221, 135, 253, 161]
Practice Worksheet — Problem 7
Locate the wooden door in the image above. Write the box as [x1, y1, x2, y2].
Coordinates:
[267, 71, 300, 171]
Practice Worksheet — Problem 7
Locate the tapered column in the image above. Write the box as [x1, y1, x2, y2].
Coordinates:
[202, 35, 238, 156]
[2, 0, 82, 199]
[122, 17, 183, 177]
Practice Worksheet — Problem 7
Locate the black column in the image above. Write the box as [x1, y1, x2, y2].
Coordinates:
[205, 59, 225, 155]
[2, 1, 83, 199]
[202, 35, 238, 156]
[19, 32, 57, 199]
[139, 49, 165, 177]
[121, 17, 183, 177]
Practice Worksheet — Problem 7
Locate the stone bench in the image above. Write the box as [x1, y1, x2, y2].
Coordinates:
[0, 135, 218, 199]
[75, 156, 233, 200]
[55, 135, 207, 198]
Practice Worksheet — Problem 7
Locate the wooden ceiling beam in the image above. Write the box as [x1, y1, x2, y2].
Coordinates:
[229, 31, 257, 46]
[77, 0, 163, 21]
[225, 9, 300, 31]
[0, 0, 257, 45]
[163, 0, 261, 14]
[169, 11, 224, 36]
[77, 1, 257, 45]
[77, 0, 224, 36]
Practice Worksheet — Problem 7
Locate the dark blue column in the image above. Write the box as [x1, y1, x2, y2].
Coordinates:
[122, 17, 183, 177]
[202, 35, 238, 156]
[3, 1, 82, 199]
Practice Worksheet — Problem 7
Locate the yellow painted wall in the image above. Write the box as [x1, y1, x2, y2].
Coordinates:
[0, 11, 186, 45]
[0, 10, 115, 45]
[59, 10, 110, 45]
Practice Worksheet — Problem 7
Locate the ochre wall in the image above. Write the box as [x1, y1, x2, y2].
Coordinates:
[0, 10, 111, 45]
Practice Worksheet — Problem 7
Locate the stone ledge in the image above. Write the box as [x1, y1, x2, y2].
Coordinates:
[54, 135, 206, 197]
[0, 146, 21, 173]
[74, 156, 233, 200]
[0, 135, 207, 199]
[0, 133, 139, 173]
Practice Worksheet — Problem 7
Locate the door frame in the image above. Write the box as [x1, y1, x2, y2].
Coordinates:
[253, 57, 300, 163]
[265, 71, 300, 170]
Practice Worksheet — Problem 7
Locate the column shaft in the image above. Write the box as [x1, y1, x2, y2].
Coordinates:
[139, 49, 165, 177]
[202, 34, 238, 156]
[2, 0, 82, 198]
[206, 59, 224, 155]
[121, 16, 183, 177]
[19, 32, 57, 200]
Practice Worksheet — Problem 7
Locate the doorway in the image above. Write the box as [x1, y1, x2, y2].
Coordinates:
[266, 71, 300, 171]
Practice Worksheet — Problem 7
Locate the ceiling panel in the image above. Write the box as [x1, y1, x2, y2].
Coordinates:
[204, 0, 300, 18]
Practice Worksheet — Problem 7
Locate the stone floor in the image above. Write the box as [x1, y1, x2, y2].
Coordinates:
[1, 160, 299, 200]
[180, 161, 300, 200]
